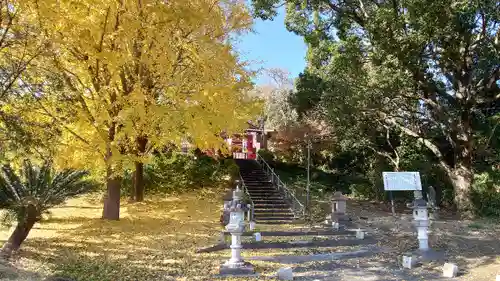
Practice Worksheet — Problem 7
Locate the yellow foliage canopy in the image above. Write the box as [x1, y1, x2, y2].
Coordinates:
[19, 0, 261, 176]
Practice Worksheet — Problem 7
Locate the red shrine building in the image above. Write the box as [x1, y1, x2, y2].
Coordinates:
[225, 120, 273, 160]
[181, 120, 275, 159]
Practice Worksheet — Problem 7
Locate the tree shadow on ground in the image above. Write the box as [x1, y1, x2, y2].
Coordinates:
[11, 190, 289, 281]
[292, 260, 446, 281]
[0, 261, 44, 281]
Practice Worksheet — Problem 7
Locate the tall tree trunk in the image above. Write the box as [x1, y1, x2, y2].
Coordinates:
[1, 207, 37, 258]
[449, 165, 474, 216]
[134, 161, 144, 202]
[133, 136, 148, 202]
[103, 171, 121, 220]
[102, 122, 121, 220]
[129, 170, 136, 202]
[451, 106, 474, 216]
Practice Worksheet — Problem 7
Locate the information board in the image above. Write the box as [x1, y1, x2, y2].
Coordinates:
[382, 172, 422, 191]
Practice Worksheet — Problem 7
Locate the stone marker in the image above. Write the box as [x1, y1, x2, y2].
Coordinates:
[249, 221, 256, 231]
[402, 255, 417, 269]
[277, 267, 293, 280]
[355, 229, 364, 239]
[332, 222, 340, 230]
[254, 232, 262, 242]
[442, 263, 458, 278]
[331, 192, 349, 224]
[427, 186, 439, 219]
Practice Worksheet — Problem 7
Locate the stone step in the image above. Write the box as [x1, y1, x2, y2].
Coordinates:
[254, 210, 291, 215]
[254, 210, 292, 215]
[248, 189, 281, 196]
[245, 182, 273, 185]
[254, 204, 289, 208]
[251, 197, 284, 201]
[248, 190, 279, 194]
[253, 203, 288, 207]
[255, 211, 294, 216]
[242, 179, 271, 183]
[250, 195, 282, 199]
[248, 190, 281, 196]
[252, 197, 286, 200]
[247, 185, 276, 189]
[245, 186, 273, 189]
[254, 220, 295, 224]
[254, 208, 292, 213]
[255, 217, 294, 221]
[243, 180, 272, 183]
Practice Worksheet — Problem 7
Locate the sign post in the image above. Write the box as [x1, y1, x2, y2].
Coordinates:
[382, 172, 422, 216]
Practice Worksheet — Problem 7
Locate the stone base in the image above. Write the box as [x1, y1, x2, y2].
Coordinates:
[403, 248, 446, 267]
[328, 214, 350, 222]
[219, 262, 255, 276]
[417, 249, 446, 262]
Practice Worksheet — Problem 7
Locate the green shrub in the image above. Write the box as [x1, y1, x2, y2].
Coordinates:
[121, 152, 239, 196]
[471, 170, 500, 217]
[258, 149, 275, 163]
[221, 158, 240, 182]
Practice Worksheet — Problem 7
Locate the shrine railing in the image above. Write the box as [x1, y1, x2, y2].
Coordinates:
[238, 175, 254, 222]
[233, 152, 248, 159]
[256, 153, 304, 218]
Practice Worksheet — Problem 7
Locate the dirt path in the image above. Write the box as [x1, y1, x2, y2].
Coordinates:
[343, 200, 500, 280]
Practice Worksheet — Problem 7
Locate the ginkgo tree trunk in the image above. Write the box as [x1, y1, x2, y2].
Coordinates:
[22, 0, 260, 218]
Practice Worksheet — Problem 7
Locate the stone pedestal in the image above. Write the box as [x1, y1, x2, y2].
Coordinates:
[327, 192, 349, 227]
[219, 262, 255, 276]
[219, 229, 255, 276]
[218, 187, 255, 276]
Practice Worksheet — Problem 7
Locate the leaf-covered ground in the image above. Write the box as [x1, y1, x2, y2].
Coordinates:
[0, 188, 284, 280]
[0, 188, 499, 280]
[0, 188, 349, 281]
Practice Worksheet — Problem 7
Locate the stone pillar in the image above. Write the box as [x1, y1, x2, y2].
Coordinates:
[409, 198, 430, 251]
[228, 219, 243, 264]
[330, 191, 349, 224]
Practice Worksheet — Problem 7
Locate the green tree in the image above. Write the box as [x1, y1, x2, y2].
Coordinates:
[252, 0, 500, 215]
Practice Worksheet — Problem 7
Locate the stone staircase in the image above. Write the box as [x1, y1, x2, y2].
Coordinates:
[235, 159, 295, 224]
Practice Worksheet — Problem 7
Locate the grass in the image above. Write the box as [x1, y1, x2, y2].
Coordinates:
[0, 187, 347, 281]
[0, 188, 254, 280]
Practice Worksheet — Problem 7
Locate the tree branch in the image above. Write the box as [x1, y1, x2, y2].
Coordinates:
[383, 114, 451, 174]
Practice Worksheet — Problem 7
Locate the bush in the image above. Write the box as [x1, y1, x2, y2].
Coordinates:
[121, 152, 239, 196]
[258, 149, 275, 164]
[471, 170, 500, 217]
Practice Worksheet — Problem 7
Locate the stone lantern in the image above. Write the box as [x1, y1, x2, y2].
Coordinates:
[408, 198, 430, 251]
[219, 186, 254, 275]
[221, 181, 245, 226]
[329, 191, 349, 227]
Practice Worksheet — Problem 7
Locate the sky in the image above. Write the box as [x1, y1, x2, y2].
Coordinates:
[235, 7, 308, 85]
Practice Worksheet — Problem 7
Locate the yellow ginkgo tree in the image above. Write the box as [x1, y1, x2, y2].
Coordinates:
[22, 0, 261, 219]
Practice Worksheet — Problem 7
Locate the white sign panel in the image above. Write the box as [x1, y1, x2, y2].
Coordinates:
[382, 172, 422, 191]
